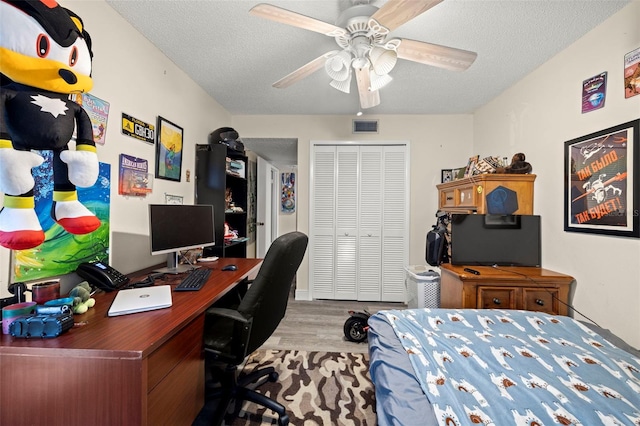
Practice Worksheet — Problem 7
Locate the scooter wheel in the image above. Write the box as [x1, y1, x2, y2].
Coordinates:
[344, 317, 368, 342]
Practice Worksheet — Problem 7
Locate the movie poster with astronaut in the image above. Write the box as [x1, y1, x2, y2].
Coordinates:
[565, 120, 639, 238]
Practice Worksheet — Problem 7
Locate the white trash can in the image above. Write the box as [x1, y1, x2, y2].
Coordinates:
[405, 265, 441, 309]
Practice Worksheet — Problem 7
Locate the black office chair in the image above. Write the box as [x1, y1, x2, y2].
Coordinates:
[198, 231, 308, 426]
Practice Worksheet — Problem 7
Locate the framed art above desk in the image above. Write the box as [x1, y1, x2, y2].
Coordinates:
[0, 258, 262, 426]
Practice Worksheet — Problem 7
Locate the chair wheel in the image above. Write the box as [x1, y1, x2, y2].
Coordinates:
[278, 414, 289, 426]
[268, 371, 279, 382]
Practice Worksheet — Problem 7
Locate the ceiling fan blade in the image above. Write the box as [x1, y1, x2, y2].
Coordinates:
[370, 0, 443, 32]
[250, 3, 345, 36]
[272, 52, 335, 89]
[354, 66, 380, 109]
[396, 38, 477, 71]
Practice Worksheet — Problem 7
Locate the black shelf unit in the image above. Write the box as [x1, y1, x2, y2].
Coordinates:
[195, 143, 248, 258]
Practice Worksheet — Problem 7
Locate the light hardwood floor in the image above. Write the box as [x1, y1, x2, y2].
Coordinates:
[261, 296, 404, 354]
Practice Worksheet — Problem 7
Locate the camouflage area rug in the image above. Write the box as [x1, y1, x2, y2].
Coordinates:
[224, 349, 376, 426]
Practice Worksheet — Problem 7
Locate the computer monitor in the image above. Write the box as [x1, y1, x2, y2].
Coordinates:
[450, 214, 542, 267]
[149, 204, 215, 274]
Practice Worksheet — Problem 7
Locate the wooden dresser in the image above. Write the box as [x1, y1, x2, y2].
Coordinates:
[437, 174, 536, 214]
[439, 264, 575, 316]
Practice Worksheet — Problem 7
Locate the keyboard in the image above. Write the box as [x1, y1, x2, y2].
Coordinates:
[174, 268, 212, 291]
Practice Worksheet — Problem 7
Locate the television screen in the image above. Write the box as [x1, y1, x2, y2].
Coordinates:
[450, 214, 541, 267]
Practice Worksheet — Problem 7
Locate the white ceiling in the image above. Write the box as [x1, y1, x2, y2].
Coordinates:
[104, 0, 631, 164]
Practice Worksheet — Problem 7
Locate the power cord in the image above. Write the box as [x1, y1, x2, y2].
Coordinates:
[490, 264, 601, 328]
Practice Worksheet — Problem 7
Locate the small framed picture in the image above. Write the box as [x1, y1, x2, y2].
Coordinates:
[441, 169, 453, 183]
[165, 194, 183, 205]
[464, 155, 479, 178]
[155, 116, 183, 182]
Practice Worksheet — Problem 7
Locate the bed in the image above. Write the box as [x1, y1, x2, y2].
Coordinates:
[368, 308, 640, 425]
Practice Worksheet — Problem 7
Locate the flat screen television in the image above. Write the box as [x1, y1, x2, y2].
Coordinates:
[450, 214, 541, 267]
[149, 204, 215, 273]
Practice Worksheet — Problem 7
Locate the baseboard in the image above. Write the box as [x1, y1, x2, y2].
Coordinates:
[294, 288, 311, 301]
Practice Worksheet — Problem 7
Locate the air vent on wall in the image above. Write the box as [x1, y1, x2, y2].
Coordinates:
[352, 119, 379, 134]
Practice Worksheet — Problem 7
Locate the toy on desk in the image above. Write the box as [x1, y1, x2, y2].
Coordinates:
[0, 0, 100, 250]
[68, 281, 95, 315]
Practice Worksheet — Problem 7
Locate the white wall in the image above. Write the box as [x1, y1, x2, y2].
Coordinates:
[1, 0, 232, 295]
[473, 2, 640, 347]
[231, 115, 474, 298]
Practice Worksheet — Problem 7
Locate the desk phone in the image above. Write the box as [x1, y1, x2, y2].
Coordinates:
[76, 261, 130, 292]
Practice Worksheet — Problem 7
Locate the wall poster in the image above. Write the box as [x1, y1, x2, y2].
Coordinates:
[155, 116, 183, 182]
[281, 172, 295, 213]
[11, 152, 111, 282]
[564, 119, 639, 238]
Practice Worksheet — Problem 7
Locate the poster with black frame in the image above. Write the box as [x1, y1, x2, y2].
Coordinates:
[564, 119, 639, 238]
[155, 116, 183, 182]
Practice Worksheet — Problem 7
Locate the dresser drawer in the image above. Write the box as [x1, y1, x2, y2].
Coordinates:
[522, 288, 558, 314]
[456, 185, 477, 208]
[440, 188, 456, 209]
[477, 287, 517, 309]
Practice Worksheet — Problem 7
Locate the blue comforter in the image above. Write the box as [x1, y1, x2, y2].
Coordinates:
[375, 309, 640, 425]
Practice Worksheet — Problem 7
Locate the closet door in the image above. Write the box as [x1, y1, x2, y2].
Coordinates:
[357, 146, 383, 301]
[309, 146, 336, 299]
[334, 146, 359, 299]
[381, 146, 409, 302]
[310, 143, 409, 302]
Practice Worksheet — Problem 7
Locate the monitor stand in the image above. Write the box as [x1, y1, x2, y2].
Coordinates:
[153, 252, 200, 274]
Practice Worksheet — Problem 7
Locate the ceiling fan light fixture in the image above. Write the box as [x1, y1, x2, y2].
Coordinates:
[325, 51, 352, 81]
[370, 72, 393, 91]
[330, 78, 351, 94]
[369, 46, 397, 76]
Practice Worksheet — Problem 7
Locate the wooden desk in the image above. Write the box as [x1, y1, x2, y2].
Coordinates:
[0, 258, 262, 426]
[440, 264, 575, 316]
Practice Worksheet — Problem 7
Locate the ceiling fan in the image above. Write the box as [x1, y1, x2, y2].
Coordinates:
[249, 0, 477, 110]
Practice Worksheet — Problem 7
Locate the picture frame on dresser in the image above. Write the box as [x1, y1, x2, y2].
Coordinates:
[441, 169, 453, 183]
[564, 119, 639, 238]
[463, 155, 479, 178]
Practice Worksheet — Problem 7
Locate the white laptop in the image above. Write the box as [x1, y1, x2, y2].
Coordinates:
[107, 285, 173, 317]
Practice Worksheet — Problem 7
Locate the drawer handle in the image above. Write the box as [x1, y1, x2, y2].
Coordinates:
[492, 298, 501, 305]
[535, 299, 544, 306]
[446, 196, 453, 201]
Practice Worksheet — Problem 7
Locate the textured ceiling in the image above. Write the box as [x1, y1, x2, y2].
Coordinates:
[106, 0, 630, 117]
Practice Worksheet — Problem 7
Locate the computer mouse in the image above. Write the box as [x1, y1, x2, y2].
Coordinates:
[221, 264, 237, 271]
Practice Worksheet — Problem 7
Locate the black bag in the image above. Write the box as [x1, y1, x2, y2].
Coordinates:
[426, 212, 449, 266]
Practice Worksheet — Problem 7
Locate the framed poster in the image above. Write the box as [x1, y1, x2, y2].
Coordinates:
[155, 116, 183, 181]
[11, 152, 111, 282]
[564, 119, 639, 238]
[464, 155, 479, 178]
[281, 172, 295, 213]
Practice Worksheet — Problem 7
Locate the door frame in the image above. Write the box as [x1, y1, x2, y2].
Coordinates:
[257, 156, 280, 258]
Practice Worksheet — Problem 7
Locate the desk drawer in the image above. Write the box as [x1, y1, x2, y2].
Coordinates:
[147, 315, 204, 391]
